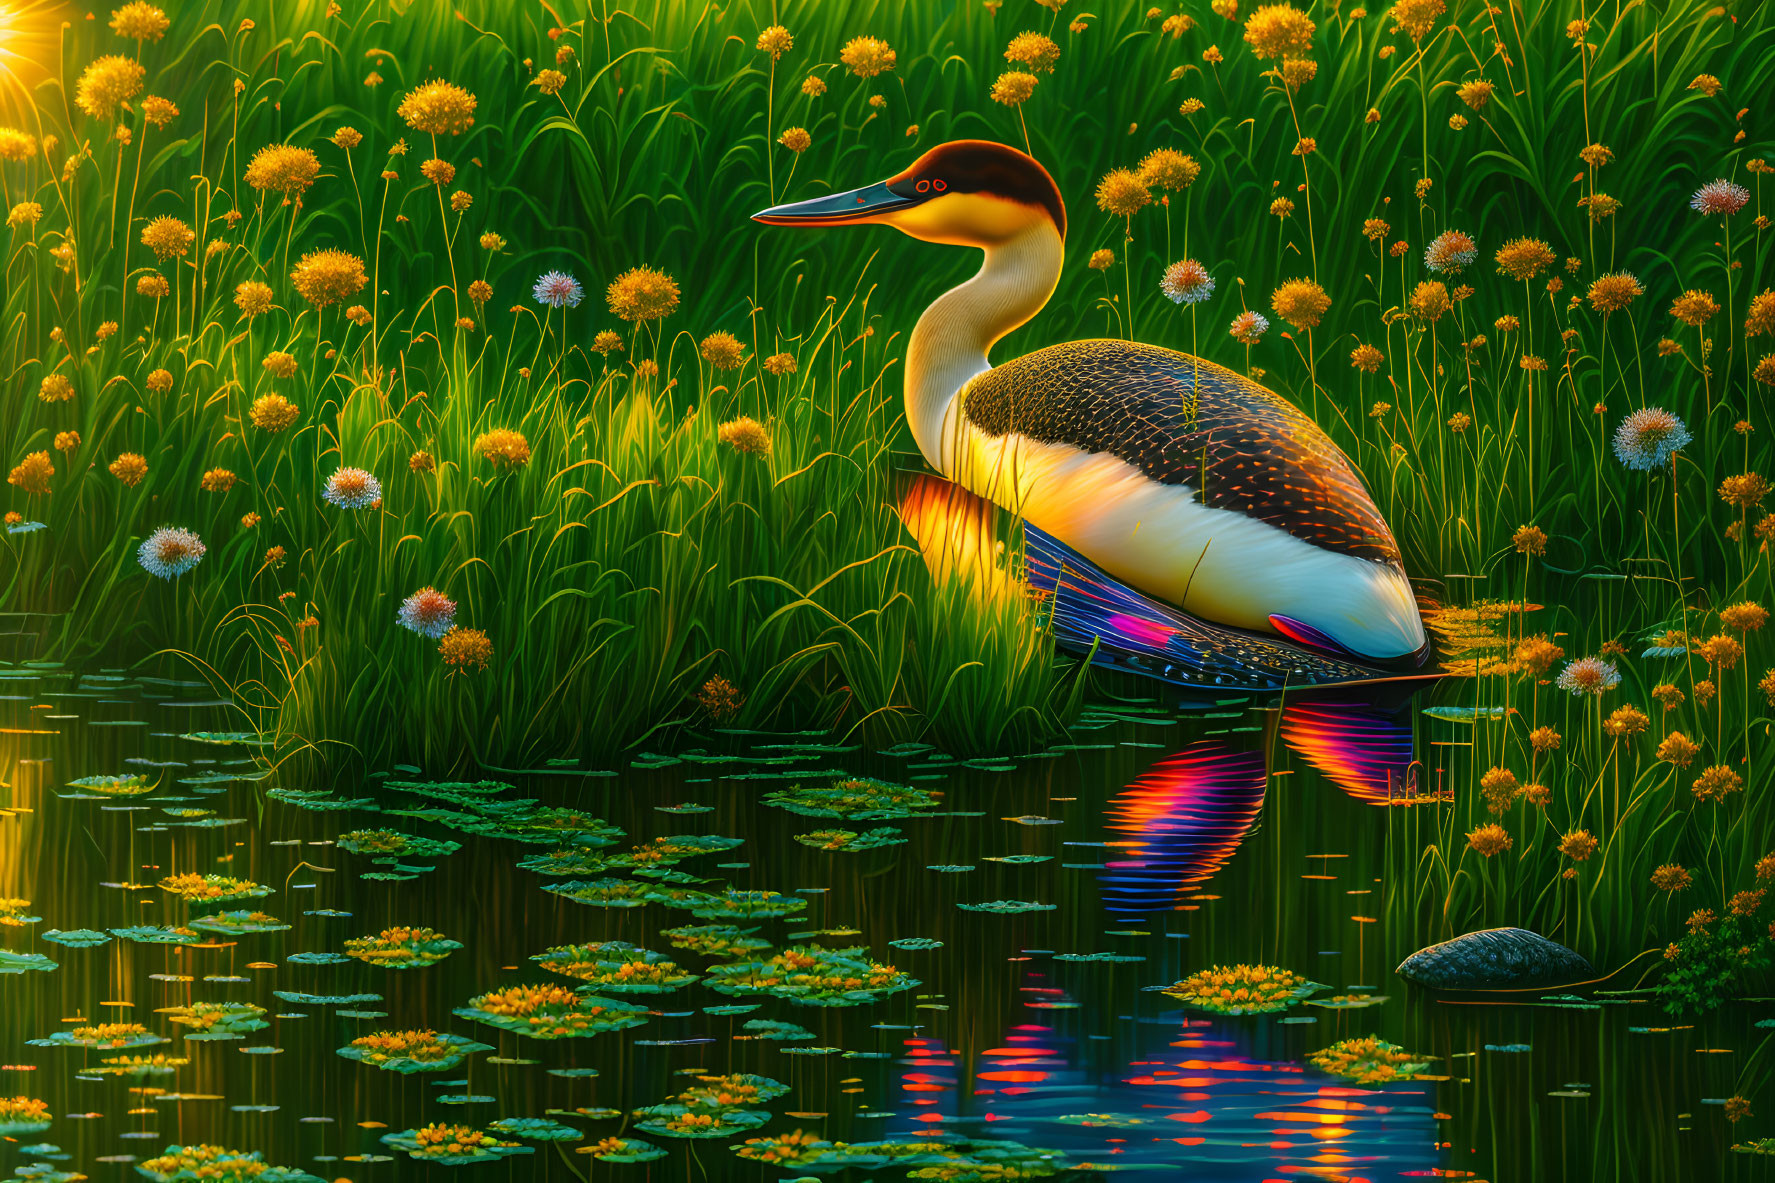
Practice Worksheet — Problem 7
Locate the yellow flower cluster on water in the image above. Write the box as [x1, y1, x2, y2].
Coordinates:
[158, 872, 266, 900]
[1309, 1036, 1431, 1083]
[1165, 963, 1314, 1011]
[349, 1029, 455, 1064]
[139, 1146, 272, 1178]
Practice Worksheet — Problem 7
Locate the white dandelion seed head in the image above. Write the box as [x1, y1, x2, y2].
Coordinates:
[1612, 407, 1691, 471]
[398, 586, 458, 638]
[323, 466, 382, 509]
[138, 526, 206, 579]
[1424, 230, 1478, 273]
[1689, 179, 1749, 217]
[532, 270, 584, 309]
[1229, 309, 1269, 343]
[1160, 258, 1215, 305]
[1555, 656, 1621, 696]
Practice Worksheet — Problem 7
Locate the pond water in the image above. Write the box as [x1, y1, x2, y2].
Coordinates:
[0, 668, 1754, 1181]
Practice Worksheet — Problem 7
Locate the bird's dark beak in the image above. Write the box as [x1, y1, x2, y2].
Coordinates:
[752, 179, 918, 227]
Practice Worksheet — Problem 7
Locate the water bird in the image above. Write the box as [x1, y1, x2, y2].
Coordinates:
[755, 141, 1430, 689]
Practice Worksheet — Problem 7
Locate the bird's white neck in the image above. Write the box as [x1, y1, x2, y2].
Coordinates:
[904, 220, 1064, 471]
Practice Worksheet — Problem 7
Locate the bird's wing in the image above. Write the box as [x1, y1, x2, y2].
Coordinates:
[960, 339, 1400, 564]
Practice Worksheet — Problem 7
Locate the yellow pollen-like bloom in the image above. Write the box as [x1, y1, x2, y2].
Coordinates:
[7, 451, 54, 495]
[75, 55, 146, 119]
[439, 627, 494, 671]
[606, 266, 680, 322]
[719, 417, 772, 455]
[1242, 4, 1315, 59]
[39, 374, 75, 402]
[474, 429, 531, 470]
[699, 331, 747, 370]
[397, 80, 478, 135]
[1095, 168, 1150, 217]
[1005, 31, 1061, 72]
[250, 394, 299, 431]
[756, 25, 793, 60]
[1587, 271, 1643, 314]
[533, 69, 567, 95]
[840, 36, 896, 78]
[1269, 277, 1330, 329]
[261, 351, 297, 378]
[110, 453, 148, 485]
[1669, 289, 1718, 327]
[245, 144, 321, 195]
[0, 128, 38, 160]
[141, 215, 194, 259]
[990, 72, 1038, 106]
[777, 127, 812, 152]
[290, 249, 368, 309]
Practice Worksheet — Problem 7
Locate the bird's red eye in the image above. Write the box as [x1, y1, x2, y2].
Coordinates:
[932, 178, 947, 191]
[915, 179, 930, 193]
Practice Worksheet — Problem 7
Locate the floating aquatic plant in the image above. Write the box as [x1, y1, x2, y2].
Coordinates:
[485, 1117, 582, 1140]
[542, 878, 655, 908]
[92, 1054, 188, 1078]
[576, 1136, 667, 1163]
[660, 924, 773, 958]
[137, 1144, 324, 1182]
[380, 1124, 533, 1165]
[683, 888, 808, 920]
[0, 898, 40, 926]
[158, 873, 272, 903]
[64, 773, 155, 797]
[794, 826, 907, 851]
[40, 929, 110, 948]
[706, 945, 918, 1007]
[1153, 964, 1326, 1015]
[160, 1001, 269, 1039]
[187, 911, 290, 935]
[336, 829, 462, 858]
[605, 834, 745, 868]
[1308, 1036, 1436, 1083]
[957, 900, 1057, 914]
[762, 777, 941, 820]
[531, 942, 699, 993]
[453, 984, 649, 1039]
[0, 1097, 51, 1135]
[337, 1030, 493, 1073]
[344, 926, 463, 968]
[30, 1022, 166, 1050]
[516, 848, 607, 876]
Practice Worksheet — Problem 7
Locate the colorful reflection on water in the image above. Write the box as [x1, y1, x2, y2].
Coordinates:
[0, 673, 1752, 1181]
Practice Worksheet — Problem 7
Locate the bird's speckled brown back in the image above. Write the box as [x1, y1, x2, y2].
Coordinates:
[960, 339, 1402, 565]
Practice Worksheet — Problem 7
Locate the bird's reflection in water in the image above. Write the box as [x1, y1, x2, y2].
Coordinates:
[1098, 741, 1266, 919]
[1280, 700, 1434, 805]
[892, 979, 1443, 1182]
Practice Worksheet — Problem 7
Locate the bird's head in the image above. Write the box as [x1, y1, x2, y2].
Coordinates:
[752, 139, 1065, 247]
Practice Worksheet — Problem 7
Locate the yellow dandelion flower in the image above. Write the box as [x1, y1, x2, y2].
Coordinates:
[250, 394, 299, 431]
[261, 351, 297, 379]
[75, 55, 145, 119]
[756, 25, 793, 59]
[719, 417, 772, 455]
[840, 36, 896, 78]
[1242, 4, 1315, 60]
[7, 451, 53, 494]
[1270, 277, 1330, 329]
[606, 266, 680, 322]
[1137, 148, 1200, 191]
[290, 248, 368, 309]
[990, 72, 1038, 106]
[1095, 168, 1150, 217]
[1005, 31, 1060, 72]
[397, 80, 477, 136]
[245, 144, 321, 195]
[110, 453, 148, 486]
[1669, 289, 1718, 327]
[699, 331, 747, 370]
[474, 429, 531, 470]
[140, 215, 193, 259]
[39, 374, 75, 402]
